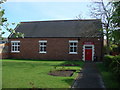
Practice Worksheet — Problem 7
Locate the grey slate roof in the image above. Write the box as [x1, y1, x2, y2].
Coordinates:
[10, 19, 102, 38]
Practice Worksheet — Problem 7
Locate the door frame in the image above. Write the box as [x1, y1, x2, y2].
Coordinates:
[82, 45, 94, 61]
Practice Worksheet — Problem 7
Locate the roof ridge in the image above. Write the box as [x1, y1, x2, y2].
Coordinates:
[21, 19, 101, 23]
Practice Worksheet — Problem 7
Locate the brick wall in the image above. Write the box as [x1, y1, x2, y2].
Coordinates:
[9, 37, 103, 61]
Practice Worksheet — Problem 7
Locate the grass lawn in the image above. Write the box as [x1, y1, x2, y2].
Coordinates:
[2, 59, 84, 88]
[96, 62, 119, 88]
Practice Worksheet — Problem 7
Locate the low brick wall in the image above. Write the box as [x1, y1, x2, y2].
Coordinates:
[0, 43, 9, 59]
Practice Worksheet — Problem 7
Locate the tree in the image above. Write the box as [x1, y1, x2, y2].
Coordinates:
[89, 0, 114, 54]
[111, 1, 120, 44]
[0, 0, 24, 39]
[112, 1, 120, 27]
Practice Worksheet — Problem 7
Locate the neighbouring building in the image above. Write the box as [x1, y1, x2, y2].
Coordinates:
[0, 38, 8, 44]
[8, 19, 103, 61]
[0, 43, 9, 59]
[0, 38, 9, 59]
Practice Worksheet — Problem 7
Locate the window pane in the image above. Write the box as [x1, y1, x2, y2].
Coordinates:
[14, 46, 17, 51]
[14, 43, 17, 45]
[40, 47, 44, 51]
[18, 46, 20, 51]
[74, 43, 77, 46]
[12, 43, 15, 45]
[70, 47, 73, 52]
[74, 47, 77, 52]
[85, 46, 92, 49]
[40, 43, 43, 45]
[18, 43, 20, 45]
[44, 43, 46, 46]
[70, 43, 73, 46]
[12, 46, 14, 51]
[44, 47, 46, 51]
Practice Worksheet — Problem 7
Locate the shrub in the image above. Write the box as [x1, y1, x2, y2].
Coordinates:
[110, 55, 120, 82]
[110, 44, 118, 52]
[104, 55, 120, 82]
[103, 55, 114, 69]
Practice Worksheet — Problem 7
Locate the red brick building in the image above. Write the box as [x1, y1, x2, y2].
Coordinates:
[8, 19, 103, 61]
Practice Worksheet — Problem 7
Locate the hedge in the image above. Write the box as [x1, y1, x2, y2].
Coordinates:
[110, 55, 120, 81]
[103, 55, 114, 69]
[103, 55, 120, 82]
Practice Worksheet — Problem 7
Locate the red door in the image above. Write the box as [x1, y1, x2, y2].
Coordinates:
[85, 48, 92, 61]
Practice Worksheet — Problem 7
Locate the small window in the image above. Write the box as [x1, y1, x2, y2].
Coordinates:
[39, 40, 47, 53]
[85, 46, 92, 49]
[69, 40, 78, 54]
[11, 41, 20, 53]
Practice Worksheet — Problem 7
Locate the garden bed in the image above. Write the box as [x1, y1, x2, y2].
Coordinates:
[49, 70, 76, 77]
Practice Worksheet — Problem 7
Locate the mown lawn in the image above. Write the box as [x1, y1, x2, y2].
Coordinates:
[96, 63, 119, 88]
[2, 59, 84, 88]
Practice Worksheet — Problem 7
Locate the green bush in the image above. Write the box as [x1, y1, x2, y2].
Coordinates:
[103, 55, 114, 69]
[104, 55, 120, 83]
[110, 55, 120, 81]
[110, 44, 118, 52]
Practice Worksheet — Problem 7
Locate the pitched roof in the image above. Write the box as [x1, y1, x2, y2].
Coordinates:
[9, 19, 102, 38]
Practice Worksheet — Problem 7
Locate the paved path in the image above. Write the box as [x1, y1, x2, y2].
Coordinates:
[72, 62, 105, 88]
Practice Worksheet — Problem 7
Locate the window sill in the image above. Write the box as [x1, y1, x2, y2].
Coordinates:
[69, 52, 78, 54]
[11, 51, 20, 53]
[39, 52, 47, 54]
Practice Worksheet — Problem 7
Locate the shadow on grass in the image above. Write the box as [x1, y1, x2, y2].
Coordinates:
[3, 59, 84, 70]
[2, 59, 65, 62]
[2, 58, 80, 63]
[3, 61, 59, 68]
[2, 59, 84, 66]
[59, 60, 84, 67]
[62, 78, 74, 86]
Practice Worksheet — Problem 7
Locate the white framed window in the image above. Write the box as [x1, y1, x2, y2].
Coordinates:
[69, 40, 78, 54]
[11, 41, 20, 53]
[39, 40, 47, 53]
